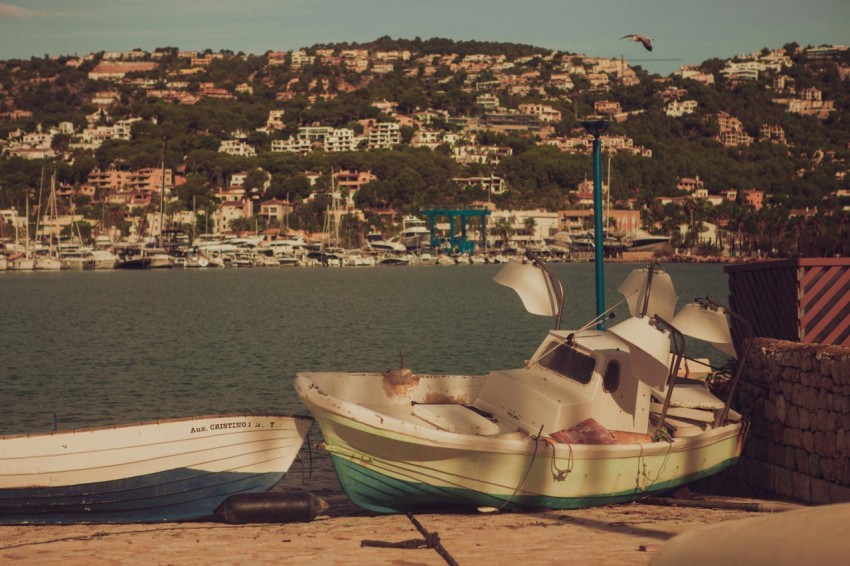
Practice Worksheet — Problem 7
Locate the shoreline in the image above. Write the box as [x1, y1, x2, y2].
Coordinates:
[0, 494, 803, 565]
[0, 251, 774, 273]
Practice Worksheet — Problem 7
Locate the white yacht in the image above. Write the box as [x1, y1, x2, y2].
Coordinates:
[33, 252, 64, 270]
[365, 232, 406, 253]
[346, 252, 377, 267]
[56, 245, 117, 270]
[398, 216, 431, 250]
[626, 229, 670, 252]
[261, 234, 308, 257]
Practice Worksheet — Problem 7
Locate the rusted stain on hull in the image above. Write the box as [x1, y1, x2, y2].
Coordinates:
[382, 367, 420, 397]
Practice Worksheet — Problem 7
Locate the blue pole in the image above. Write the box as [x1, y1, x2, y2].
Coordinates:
[592, 136, 605, 328]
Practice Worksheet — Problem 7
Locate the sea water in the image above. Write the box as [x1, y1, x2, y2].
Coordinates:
[0, 262, 731, 434]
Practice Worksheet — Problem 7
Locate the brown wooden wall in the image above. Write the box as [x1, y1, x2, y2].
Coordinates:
[726, 258, 850, 347]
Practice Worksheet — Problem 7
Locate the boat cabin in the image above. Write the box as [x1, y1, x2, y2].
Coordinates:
[473, 329, 653, 436]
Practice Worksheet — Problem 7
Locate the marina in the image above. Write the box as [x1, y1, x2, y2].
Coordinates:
[0, 232, 597, 271]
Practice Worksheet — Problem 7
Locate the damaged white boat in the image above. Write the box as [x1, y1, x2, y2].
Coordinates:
[296, 257, 750, 513]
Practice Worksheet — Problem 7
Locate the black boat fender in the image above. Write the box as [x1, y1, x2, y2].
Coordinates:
[213, 491, 328, 524]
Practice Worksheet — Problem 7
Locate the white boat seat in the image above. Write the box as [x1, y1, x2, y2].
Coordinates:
[652, 414, 711, 438]
[649, 402, 715, 423]
[651, 379, 725, 410]
[411, 404, 502, 436]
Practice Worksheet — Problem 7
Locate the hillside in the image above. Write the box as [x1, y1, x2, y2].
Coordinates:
[0, 38, 848, 256]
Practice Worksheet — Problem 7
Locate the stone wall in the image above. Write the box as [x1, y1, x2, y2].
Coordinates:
[702, 338, 850, 504]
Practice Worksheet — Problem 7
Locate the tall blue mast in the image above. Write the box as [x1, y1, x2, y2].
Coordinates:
[580, 117, 612, 329]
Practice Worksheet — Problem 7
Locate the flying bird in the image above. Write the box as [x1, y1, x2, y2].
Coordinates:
[621, 34, 653, 51]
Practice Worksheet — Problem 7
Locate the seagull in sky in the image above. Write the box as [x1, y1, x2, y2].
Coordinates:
[621, 34, 653, 51]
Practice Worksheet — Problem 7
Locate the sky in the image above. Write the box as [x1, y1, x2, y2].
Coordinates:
[0, 0, 847, 76]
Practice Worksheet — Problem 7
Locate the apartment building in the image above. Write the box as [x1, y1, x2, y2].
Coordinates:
[594, 100, 622, 115]
[490, 209, 558, 241]
[271, 126, 358, 154]
[213, 201, 249, 233]
[105, 191, 150, 211]
[479, 112, 541, 133]
[674, 66, 716, 85]
[366, 122, 401, 149]
[371, 62, 395, 74]
[558, 208, 641, 234]
[720, 61, 761, 82]
[787, 98, 835, 118]
[300, 126, 358, 152]
[334, 170, 376, 206]
[677, 176, 705, 193]
[741, 189, 765, 210]
[547, 73, 575, 91]
[452, 145, 513, 166]
[452, 175, 507, 195]
[710, 112, 753, 147]
[373, 50, 411, 62]
[91, 91, 121, 107]
[665, 100, 698, 117]
[265, 110, 286, 130]
[126, 168, 173, 193]
[518, 103, 561, 123]
[219, 140, 256, 157]
[258, 199, 294, 224]
[271, 137, 312, 155]
[341, 49, 369, 72]
[266, 51, 288, 66]
[476, 93, 501, 111]
[718, 130, 754, 147]
[410, 130, 444, 149]
[760, 124, 787, 144]
[190, 53, 221, 67]
[85, 167, 172, 194]
[87, 61, 156, 81]
[290, 50, 315, 69]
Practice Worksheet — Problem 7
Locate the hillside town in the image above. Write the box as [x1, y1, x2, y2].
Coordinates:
[0, 39, 848, 268]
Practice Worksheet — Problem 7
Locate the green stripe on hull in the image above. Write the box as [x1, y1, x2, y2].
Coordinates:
[330, 454, 739, 514]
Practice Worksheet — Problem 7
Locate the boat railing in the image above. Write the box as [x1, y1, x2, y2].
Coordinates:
[702, 296, 754, 426]
[649, 315, 686, 439]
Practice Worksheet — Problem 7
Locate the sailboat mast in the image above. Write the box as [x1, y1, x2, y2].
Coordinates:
[158, 142, 166, 248]
[24, 193, 29, 251]
[33, 166, 45, 251]
[49, 171, 57, 254]
[333, 176, 340, 247]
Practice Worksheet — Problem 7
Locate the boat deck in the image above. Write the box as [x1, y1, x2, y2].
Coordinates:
[369, 403, 520, 437]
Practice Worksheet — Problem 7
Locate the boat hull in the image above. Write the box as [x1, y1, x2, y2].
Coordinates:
[297, 374, 745, 514]
[0, 414, 313, 524]
[116, 257, 151, 269]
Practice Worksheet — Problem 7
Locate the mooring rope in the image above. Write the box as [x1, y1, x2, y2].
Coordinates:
[360, 514, 460, 566]
[497, 425, 546, 510]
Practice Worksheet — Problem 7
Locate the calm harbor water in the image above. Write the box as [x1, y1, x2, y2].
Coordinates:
[1, 261, 732, 502]
[1, 262, 731, 436]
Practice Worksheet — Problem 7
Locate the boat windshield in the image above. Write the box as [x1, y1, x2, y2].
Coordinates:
[537, 342, 596, 385]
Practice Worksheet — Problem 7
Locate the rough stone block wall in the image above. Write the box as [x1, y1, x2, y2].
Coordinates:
[702, 338, 850, 504]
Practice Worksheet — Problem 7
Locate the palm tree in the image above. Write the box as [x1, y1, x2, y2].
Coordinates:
[492, 218, 514, 249]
